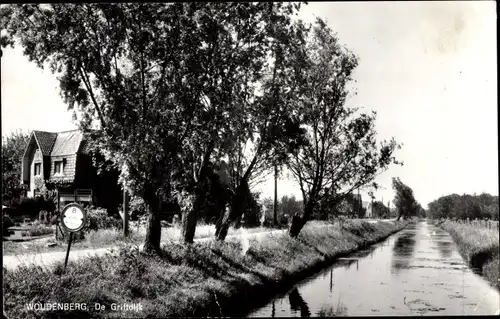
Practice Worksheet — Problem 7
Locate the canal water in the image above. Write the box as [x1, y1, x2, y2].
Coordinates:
[245, 221, 500, 316]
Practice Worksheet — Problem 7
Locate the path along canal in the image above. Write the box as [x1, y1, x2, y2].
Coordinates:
[243, 220, 499, 316]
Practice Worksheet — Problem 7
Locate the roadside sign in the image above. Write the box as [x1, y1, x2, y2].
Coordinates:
[60, 203, 87, 233]
[60, 203, 87, 271]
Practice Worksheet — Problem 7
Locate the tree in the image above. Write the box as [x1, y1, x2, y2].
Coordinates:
[372, 201, 390, 218]
[3, 3, 207, 254]
[1, 130, 30, 206]
[287, 18, 401, 237]
[427, 193, 499, 221]
[1, 3, 304, 251]
[280, 195, 302, 222]
[175, 3, 306, 243]
[213, 3, 308, 240]
[391, 177, 421, 220]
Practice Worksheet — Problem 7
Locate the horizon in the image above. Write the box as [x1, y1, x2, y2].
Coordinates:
[1, 2, 497, 208]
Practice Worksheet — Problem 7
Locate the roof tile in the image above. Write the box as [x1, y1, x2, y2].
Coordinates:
[33, 131, 57, 156]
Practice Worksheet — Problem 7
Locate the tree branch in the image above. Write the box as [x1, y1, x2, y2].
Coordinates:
[78, 66, 107, 130]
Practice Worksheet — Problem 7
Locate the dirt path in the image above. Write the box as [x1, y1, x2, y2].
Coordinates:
[2, 227, 296, 270]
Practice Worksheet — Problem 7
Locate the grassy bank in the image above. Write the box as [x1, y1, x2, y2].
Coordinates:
[440, 220, 499, 291]
[3, 219, 407, 318]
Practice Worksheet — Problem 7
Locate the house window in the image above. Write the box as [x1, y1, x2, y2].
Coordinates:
[55, 161, 64, 175]
[34, 163, 41, 176]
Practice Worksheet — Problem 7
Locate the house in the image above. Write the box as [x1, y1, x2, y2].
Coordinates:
[349, 193, 371, 218]
[362, 201, 373, 218]
[21, 130, 121, 213]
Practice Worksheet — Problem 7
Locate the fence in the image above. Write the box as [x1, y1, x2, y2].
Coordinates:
[454, 219, 499, 230]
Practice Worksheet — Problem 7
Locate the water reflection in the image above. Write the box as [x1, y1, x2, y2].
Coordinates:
[329, 269, 333, 293]
[435, 240, 453, 258]
[316, 301, 348, 317]
[288, 288, 311, 317]
[391, 232, 417, 274]
[246, 222, 500, 317]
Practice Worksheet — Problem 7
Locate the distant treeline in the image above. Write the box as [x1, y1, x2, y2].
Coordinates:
[427, 193, 499, 221]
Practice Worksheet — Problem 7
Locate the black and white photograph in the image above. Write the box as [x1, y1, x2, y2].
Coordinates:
[1, 1, 498, 317]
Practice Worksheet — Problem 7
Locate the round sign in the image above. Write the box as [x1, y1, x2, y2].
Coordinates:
[60, 203, 87, 232]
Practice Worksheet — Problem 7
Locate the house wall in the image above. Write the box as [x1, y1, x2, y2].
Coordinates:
[27, 148, 43, 197]
[49, 154, 77, 180]
[366, 205, 373, 218]
[74, 153, 121, 214]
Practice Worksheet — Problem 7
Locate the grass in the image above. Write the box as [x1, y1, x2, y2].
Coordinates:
[440, 220, 500, 291]
[3, 222, 270, 256]
[20, 223, 54, 237]
[3, 219, 408, 318]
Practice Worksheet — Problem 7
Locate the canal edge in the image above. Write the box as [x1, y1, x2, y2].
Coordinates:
[191, 220, 412, 317]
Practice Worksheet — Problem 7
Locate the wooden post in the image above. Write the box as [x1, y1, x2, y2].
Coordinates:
[64, 232, 73, 270]
[273, 164, 278, 227]
[357, 189, 360, 217]
[123, 188, 129, 237]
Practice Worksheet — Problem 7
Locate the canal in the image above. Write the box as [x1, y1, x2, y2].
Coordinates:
[244, 220, 499, 316]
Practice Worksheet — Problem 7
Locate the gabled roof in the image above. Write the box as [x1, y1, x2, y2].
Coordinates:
[22, 129, 86, 161]
[51, 130, 84, 156]
[32, 131, 57, 156]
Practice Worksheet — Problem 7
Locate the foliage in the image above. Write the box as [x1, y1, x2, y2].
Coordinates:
[240, 191, 263, 228]
[391, 177, 421, 220]
[330, 193, 366, 219]
[3, 214, 15, 236]
[1, 3, 310, 248]
[198, 164, 232, 224]
[1, 4, 403, 244]
[128, 195, 148, 219]
[261, 195, 301, 227]
[372, 200, 391, 218]
[86, 208, 122, 231]
[1, 130, 30, 206]
[14, 197, 54, 218]
[214, 3, 309, 238]
[286, 18, 401, 236]
[279, 195, 302, 223]
[428, 193, 499, 221]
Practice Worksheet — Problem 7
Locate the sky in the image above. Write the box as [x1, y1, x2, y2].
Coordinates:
[1, 2, 497, 208]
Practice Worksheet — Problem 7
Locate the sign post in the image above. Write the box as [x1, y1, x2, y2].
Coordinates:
[60, 203, 87, 270]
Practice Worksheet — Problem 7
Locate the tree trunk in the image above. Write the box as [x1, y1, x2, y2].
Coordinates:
[143, 197, 161, 255]
[215, 212, 231, 241]
[215, 180, 249, 241]
[289, 199, 314, 237]
[182, 184, 205, 244]
[142, 181, 162, 255]
[182, 190, 205, 244]
[182, 164, 211, 243]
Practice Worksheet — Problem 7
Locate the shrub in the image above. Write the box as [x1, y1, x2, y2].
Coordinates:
[242, 192, 263, 228]
[15, 196, 55, 219]
[21, 221, 54, 237]
[86, 208, 122, 231]
[129, 196, 148, 220]
[2, 214, 15, 236]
